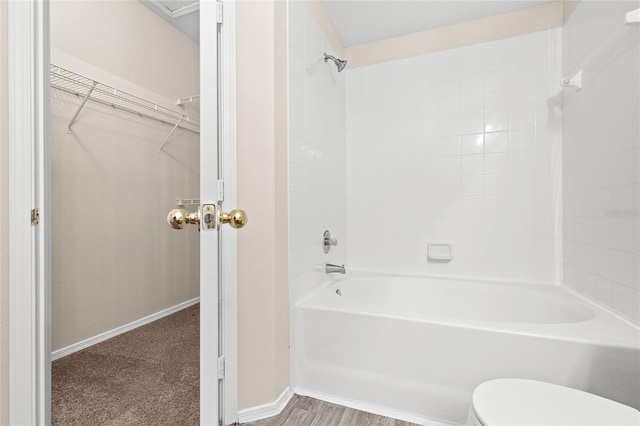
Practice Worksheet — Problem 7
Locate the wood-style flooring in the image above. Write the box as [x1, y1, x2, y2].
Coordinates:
[242, 395, 420, 426]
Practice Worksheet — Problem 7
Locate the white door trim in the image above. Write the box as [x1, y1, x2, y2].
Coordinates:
[7, 1, 51, 424]
[219, 1, 238, 423]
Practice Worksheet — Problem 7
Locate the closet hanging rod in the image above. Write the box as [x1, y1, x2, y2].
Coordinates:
[50, 64, 200, 135]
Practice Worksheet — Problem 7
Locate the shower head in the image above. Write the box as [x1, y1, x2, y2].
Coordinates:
[324, 53, 347, 72]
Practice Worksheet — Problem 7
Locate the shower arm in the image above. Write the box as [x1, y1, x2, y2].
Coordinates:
[323, 53, 347, 72]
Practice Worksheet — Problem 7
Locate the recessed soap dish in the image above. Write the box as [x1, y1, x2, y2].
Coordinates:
[427, 242, 453, 261]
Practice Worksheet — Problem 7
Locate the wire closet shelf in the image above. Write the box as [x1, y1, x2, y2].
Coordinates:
[50, 64, 200, 149]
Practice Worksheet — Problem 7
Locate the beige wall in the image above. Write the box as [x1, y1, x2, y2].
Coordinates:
[236, 0, 290, 410]
[563, 0, 581, 22]
[51, 0, 198, 100]
[0, 1, 9, 423]
[307, 1, 581, 70]
[344, 2, 564, 68]
[50, 0, 200, 352]
[305, 0, 345, 59]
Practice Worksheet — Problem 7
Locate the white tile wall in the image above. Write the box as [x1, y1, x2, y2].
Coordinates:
[288, 2, 638, 323]
[288, 3, 346, 304]
[562, 1, 640, 324]
[345, 29, 563, 283]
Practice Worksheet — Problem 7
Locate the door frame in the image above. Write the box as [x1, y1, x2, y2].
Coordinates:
[7, 1, 50, 424]
[218, 1, 239, 423]
[7, 1, 238, 424]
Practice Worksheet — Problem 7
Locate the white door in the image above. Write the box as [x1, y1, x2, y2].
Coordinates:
[200, 1, 221, 424]
[199, 4, 242, 423]
[193, 2, 242, 424]
[7, 1, 238, 425]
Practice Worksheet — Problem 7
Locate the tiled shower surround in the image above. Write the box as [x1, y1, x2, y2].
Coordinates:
[288, 2, 347, 304]
[562, 1, 640, 323]
[346, 30, 563, 283]
[289, 3, 639, 324]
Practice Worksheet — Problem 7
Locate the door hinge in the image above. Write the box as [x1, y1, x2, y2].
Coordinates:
[31, 208, 40, 226]
[217, 179, 224, 202]
[217, 356, 225, 379]
[216, 1, 223, 24]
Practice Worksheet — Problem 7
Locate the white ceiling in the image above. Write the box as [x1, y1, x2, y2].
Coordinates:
[320, 0, 556, 47]
[140, 0, 200, 42]
[156, 0, 199, 12]
[141, 0, 557, 47]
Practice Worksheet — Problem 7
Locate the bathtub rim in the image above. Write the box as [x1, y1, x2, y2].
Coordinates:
[295, 268, 640, 350]
[297, 267, 640, 328]
[296, 268, 561, 308]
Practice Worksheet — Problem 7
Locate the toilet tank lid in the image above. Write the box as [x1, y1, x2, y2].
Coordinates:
[472, 379, 640, 426]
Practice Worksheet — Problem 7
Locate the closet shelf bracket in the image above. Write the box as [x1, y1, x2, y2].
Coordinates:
[67, 81, 97, 133]
[158, 116, 185, 152]
[176, 95, 200, 105]
[176, 198, 200, 207]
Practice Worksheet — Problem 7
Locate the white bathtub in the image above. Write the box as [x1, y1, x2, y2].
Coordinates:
[294, 273, 640, 425]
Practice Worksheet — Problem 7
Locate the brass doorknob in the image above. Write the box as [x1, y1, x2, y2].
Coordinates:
[219, 209, 247, 229]
[167, 208, 200, 229]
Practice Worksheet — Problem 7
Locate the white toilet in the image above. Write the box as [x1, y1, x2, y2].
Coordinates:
[468, 379, 640, 426]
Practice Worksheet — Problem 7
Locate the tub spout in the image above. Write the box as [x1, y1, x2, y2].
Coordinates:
[325, 263, 346, 274]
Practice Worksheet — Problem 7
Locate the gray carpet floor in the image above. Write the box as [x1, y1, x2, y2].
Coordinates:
[52, 304, 199, 426]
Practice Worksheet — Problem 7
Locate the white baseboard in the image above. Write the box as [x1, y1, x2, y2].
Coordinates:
[237, 387, 293, 423]
[51, 297, 200, 361]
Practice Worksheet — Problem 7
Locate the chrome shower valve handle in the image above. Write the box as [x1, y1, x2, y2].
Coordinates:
[323, 230, 338, 253]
